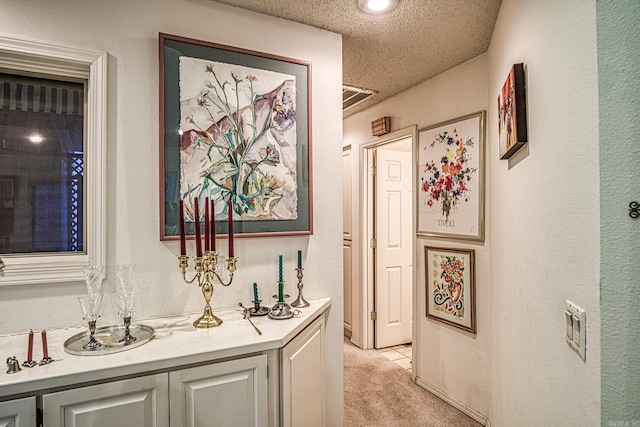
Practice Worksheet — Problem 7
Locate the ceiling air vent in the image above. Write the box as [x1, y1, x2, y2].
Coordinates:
[343, 84, 377, 111]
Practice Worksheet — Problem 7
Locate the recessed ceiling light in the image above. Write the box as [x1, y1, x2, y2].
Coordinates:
[28, 134, 43, 144]
[358, 0, 399, 14]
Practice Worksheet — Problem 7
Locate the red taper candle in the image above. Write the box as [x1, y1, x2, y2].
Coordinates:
[204, 197, 210, 252]
[210, 198, 216, 251]
[179, 200, 186, 256]
[228, 198, 234, 257]
[194, 198, 202, 258]
[27, 329, 34, 361]
[41, 330, 49, 359]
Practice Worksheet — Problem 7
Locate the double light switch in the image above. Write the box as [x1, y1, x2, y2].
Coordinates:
[565, 300, 586, 361]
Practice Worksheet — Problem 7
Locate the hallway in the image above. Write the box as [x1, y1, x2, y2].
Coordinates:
[344, 339, 481, 427]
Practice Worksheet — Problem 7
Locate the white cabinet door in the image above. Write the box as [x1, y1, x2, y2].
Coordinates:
[42, 374, 169, 427]
[169, 354, 268, 427]
[281, 315, 325, 427]
[0, 396, 36, 427]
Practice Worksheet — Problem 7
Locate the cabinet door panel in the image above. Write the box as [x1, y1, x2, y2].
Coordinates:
[169, 354, 267, 427]
[281, 316, 325, 427]
[0, 396, 35, 427]
[43, 374, 168, 427]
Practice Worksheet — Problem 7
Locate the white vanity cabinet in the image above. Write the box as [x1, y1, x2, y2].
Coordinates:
[42, 374, 169, 427]
[0, 298, 331, 427]
[0, 396, 36, 427]
[281, 315, 325, 427]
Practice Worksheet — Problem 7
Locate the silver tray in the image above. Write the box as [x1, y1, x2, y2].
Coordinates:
[64, 324, 155, 356]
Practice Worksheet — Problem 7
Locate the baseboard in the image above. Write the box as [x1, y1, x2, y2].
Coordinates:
[415, 376, 488, 426]
[343, 324, 352, 338]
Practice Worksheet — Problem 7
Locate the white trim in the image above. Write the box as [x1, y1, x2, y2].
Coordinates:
[415, 376, 488, 426]
[358, 126, 416, 349]
[0, 36, 107, 286]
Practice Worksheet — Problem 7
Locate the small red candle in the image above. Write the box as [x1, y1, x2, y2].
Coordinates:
[228, 198, 234, 257]
[210, 198, 216, 251]
[27, 329, 34, 361]
[41, 330, 49, 359]
[204, 197, 210, 252]
[194, 198, 202, 258]
[179, 200, 186, 256]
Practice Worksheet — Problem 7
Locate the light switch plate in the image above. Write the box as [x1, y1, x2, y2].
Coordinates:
[566, 300, 586, 361]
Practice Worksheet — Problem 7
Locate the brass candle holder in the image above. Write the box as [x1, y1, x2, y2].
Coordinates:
[179, 251, 237, 328]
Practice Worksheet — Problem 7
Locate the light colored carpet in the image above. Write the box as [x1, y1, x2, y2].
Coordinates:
[344, 339, 483, 427]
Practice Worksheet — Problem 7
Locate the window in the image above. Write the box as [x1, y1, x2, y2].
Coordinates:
[0, 36, 106, 285]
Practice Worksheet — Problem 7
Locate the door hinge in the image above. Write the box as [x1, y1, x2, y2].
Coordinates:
[370, 166, 377, 176]
[370, 238, 377, 248]
[371, 311, 377, 320]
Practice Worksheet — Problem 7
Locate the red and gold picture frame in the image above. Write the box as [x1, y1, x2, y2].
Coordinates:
[498, 63, 527, 159]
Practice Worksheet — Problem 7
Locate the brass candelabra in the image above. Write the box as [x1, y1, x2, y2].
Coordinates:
[179, 251, 237, 328]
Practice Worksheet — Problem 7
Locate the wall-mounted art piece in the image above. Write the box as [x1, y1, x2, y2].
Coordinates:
[424, 246, 476, 334]
[417, 111, 485, 241]
[498, 63, 527, 159]
[159, 33, 312, 241]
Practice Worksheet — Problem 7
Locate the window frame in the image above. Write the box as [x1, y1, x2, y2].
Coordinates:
[0, 36, 106, 286]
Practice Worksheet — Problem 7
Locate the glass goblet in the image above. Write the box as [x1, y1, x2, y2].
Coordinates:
[116, 291, 138, 344]
[78, 294, 104, 350]
[115, 264, 136, 295]
[83, 265, 104, 296]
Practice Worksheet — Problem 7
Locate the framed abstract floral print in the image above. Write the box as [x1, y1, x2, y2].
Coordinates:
[424, 246, 476, 334]
[417, 111, 485, 241]
[159, 33, 312, 241]
[498, 63, 527, 159]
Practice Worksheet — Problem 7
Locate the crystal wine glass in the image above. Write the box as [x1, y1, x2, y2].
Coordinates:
[116, 291, 138, 344]
[78, 294, 104, 350]
[115, 264, 135, 295]
[83, 265, 104, 296]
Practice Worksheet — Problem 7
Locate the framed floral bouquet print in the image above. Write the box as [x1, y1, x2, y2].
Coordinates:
[417, 111, 485, 241]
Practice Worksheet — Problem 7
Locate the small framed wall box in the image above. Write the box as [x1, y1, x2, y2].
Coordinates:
[371, 116, 391, 136]
[498, 63, 527, 159]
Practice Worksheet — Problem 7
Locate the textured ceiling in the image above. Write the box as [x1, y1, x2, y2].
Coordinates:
[211, 0, 502, 117]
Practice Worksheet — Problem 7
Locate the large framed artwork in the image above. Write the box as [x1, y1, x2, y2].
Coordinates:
[498, 63, 527, 159]
[424, 246, 476, 334]
[159, 33, 312, 241]
[417, 111, 485, 241]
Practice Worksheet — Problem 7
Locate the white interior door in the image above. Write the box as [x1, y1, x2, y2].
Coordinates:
[374, 141, 412, 348]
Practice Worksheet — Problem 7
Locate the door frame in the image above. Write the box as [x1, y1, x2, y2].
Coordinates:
[358, 126, 417, 350]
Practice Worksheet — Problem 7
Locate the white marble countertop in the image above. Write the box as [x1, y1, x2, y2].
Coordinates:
[0, 297, 331, 398]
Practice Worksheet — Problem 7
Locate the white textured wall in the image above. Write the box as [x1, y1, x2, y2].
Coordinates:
[597, 0, 640, 424]
[0, 1, 344, 425]
[345, 0, 603, 424]
[488, 0, 601, 425]
[343, 54, 492, 416]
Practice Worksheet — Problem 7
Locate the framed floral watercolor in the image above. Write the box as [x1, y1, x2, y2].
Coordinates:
[159, 33, 312, 241]
[417, 111, 485, 241]
[424, 246, 476, 333]
[498, 63, 527, 159]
